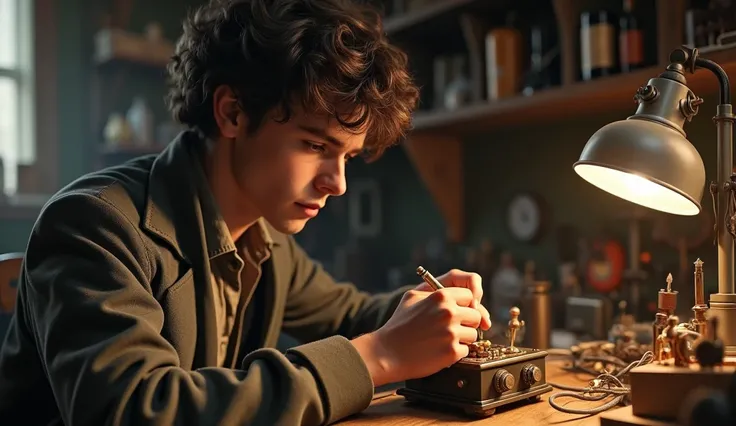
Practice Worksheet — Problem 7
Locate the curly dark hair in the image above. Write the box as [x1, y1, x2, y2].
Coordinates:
[166, 0, 420, 159]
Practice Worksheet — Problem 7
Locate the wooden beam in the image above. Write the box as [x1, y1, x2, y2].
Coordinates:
[403, 133, 464, 242]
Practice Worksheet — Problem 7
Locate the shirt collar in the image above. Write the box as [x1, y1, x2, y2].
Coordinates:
[187, 138, 273, 258]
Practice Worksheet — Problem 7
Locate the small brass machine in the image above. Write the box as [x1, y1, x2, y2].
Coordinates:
[600, 259, 736, 425]
[397, 267, 552, 417]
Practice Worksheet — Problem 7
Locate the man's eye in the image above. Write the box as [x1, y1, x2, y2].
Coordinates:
[304, 141, 325, 153]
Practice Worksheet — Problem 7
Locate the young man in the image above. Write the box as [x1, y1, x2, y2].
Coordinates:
[0, 0, 491, 425]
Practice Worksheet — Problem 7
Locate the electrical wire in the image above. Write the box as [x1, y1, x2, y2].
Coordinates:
[545, 323, 703, 416]
[547, 343, 655, 415]
[548, 339, 650, 375]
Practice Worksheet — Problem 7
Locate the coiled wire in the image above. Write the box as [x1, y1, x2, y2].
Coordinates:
[547, 342, 655, 415]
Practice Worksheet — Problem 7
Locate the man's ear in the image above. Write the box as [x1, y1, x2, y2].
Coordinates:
[212, 85, 245, 138]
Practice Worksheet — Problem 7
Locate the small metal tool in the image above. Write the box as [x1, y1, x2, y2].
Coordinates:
[416, 266, 445, 290]
[416, 266, 485, 343]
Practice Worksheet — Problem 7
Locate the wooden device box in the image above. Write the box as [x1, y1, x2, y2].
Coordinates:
[397, 346, 552, 417]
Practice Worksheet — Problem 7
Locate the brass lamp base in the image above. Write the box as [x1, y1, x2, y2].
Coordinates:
[708, 293, 736, 356]
[397, 346, 551, 417]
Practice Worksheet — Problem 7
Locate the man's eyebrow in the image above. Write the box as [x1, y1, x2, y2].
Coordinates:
[298, 124, 346, 147]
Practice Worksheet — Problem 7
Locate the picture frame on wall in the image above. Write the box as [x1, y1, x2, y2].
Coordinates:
[348, 179, 382, 238]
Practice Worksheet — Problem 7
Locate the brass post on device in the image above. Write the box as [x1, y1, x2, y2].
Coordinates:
[692, 258, 709, 335]
[658, 273, 678, 316]
[653, 273, 677, 361]
[504, 307, 524, 353]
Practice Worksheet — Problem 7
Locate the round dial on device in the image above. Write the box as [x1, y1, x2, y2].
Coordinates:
[522, 364, 542, 385]
[493, 369, 515, 393]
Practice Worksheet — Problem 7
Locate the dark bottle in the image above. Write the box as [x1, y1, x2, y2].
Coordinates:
[521, 22, 561, 96]
[619, 0, 644, 72]
[685, 0, 710, 48]
[580, 10, 616, 81]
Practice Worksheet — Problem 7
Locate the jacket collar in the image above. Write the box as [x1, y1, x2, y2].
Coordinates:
[142, 130, 283, 263]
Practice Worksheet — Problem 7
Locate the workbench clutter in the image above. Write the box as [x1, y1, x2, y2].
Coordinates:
[573, 45, 736, 425]
[540, 257, 735, 425]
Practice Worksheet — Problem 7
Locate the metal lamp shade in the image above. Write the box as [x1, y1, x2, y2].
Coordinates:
[573, 118, 706, 216]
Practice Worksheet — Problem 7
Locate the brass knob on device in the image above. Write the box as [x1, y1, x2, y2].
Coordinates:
[493, 369, 515, 393]
[521, 364, 542, 385]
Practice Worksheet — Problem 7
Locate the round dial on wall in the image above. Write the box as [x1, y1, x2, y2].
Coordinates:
[506, 193, 546, 243]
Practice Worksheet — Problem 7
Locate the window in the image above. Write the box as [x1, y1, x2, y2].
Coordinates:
[0, 0, 35, 195]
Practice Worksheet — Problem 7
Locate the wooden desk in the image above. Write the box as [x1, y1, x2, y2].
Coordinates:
[339, 359, 609, 425]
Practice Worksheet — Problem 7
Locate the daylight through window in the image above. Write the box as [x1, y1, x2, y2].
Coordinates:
[0, 0, 35, 195]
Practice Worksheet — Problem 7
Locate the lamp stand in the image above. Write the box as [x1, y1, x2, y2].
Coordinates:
[676, 47, 736, 357]
[709, 101, 736, 357]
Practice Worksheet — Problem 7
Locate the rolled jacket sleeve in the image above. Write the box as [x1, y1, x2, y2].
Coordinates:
[279, 336, 374, 423]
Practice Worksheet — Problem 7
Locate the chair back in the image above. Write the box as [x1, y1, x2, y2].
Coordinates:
[0, 253, 23, 314]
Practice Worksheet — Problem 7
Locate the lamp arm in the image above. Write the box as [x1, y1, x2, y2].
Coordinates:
[694, 57, 731, 105]
[669, 46, 731, 105]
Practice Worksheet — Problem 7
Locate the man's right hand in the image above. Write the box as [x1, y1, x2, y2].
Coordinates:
[351, 287, 481, 387]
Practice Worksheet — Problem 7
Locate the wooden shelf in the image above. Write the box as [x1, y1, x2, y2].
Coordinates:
[412, 67, 655, 134]
[94, 29, 174, 68]
[410, 49, 736, 136]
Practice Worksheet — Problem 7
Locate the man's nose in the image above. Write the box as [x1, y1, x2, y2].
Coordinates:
[315, 161, 347, 196]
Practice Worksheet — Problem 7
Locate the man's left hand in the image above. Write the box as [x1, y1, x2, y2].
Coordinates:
[414, 269, 492, 331]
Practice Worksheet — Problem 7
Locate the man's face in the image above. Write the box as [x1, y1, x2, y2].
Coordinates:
[230, 105, 366, 234]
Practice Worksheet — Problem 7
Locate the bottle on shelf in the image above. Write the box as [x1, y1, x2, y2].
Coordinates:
[443, 55, 472, 111]
[685, 0, 710, 48]
[485, 12, 523, 101]
[125, 96, 154, 147]
[432, 55, 450, 110]
[580, 9, 617, 81]
[618, 0, 644, 73]
[521, 20, 561, 96]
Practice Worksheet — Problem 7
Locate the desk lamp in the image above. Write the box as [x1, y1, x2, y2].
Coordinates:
[573, 46, 736, 357]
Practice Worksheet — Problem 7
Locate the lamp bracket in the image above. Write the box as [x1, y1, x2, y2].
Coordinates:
[710, 175, 736, 245]
[680, 92, 704, 122]
[669, 45, 731, 105]
[634, 85, 658, 104]
[669, 46, 699, 75]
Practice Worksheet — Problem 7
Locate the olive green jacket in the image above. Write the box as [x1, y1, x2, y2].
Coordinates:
[0, 131, 411, 426]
